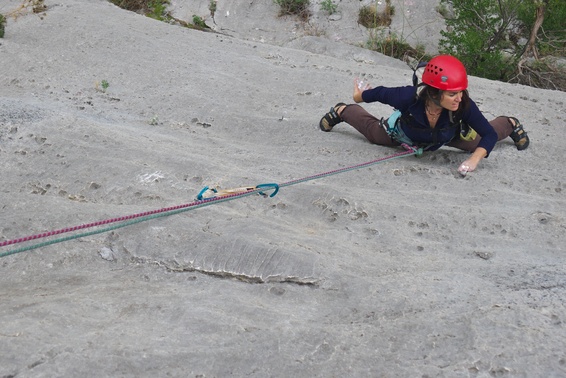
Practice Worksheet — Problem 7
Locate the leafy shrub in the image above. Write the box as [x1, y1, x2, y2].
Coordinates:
[439, 0, 566, 90]
[439, 0, 518, 81]
[517, 0, 566, 57]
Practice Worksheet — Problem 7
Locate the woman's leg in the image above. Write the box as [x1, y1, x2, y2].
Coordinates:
[447, 116, 513, 152]
[338, 104, 398, 146]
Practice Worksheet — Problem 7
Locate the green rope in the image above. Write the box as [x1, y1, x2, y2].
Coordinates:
[0, 190, 261, 258]
[1, 147, 421, 257]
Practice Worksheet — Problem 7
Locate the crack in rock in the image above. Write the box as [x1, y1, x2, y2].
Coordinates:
[106, 231, 322, 286]
[160, 259, 319, 285]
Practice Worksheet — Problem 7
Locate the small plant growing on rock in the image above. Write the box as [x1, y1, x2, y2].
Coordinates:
[4, 0, 48, 21]
[109, 1, 216, 32]
[31, 0, 47, 13]
[101, 80, 109, 92]
[366, 29, 431, 62]
[303, 21, 326, 37]
[95, 80, 110, 93]
[274, 0, 310, 21]
[109, 0, 170, 21]
[358, 0, 394, 28]
[192, 15, 208, 29]
[321, 0, 337, 15]
[149, 115, 160, 125]
[0, 14, 6, 38]
[148, 0, 168, 20]
[209, 0, 217, 19]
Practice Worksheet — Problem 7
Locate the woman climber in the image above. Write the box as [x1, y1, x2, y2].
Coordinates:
[319, 54, 530, 176]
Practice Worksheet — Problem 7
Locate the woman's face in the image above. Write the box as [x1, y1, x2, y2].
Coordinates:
[440, 91, 463, 111]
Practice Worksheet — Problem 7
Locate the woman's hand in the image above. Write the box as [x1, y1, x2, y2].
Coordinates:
[353, 77, 371, 103]
[458, 147, 487, 176]
[457, 159, 476, 176]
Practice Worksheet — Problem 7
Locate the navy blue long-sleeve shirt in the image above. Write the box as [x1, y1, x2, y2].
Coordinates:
[362, 85, 498, 155]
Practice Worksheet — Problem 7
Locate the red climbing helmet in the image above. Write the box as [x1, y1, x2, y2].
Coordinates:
[422, 55, 468, 91]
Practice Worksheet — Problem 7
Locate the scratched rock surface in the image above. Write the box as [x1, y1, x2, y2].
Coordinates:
[118, 219, 322, 285]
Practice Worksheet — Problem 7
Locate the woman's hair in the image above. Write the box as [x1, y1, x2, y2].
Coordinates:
[418, 84, 470, 115]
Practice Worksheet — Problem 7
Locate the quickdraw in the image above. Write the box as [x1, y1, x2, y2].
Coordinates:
[196, 183, 280, 200]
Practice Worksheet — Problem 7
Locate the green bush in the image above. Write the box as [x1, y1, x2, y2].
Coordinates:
[439, 0, 566, 89]
[517, 0, 566, 57]
[438, 0, 517, 81]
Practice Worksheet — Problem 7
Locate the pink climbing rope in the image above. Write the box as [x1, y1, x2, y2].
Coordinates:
[1, 145, 420, 249]
[0, 192, 258, 248]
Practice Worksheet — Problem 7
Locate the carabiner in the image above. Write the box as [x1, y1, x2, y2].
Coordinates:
[256, 183, 279, 197]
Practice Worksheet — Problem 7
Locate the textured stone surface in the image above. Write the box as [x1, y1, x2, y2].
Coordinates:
[1, 0, 565, 377]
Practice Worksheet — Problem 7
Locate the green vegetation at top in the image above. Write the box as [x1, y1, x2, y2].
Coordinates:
[106, 0, 564, 91]
[357, 0, 565, 91]
[439, 0, 565, 90]
[109, 0, 213, 30]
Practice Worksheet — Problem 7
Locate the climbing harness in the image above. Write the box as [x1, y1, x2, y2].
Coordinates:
[383, 110, 415, 146]
[1, 145, 421, 258]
